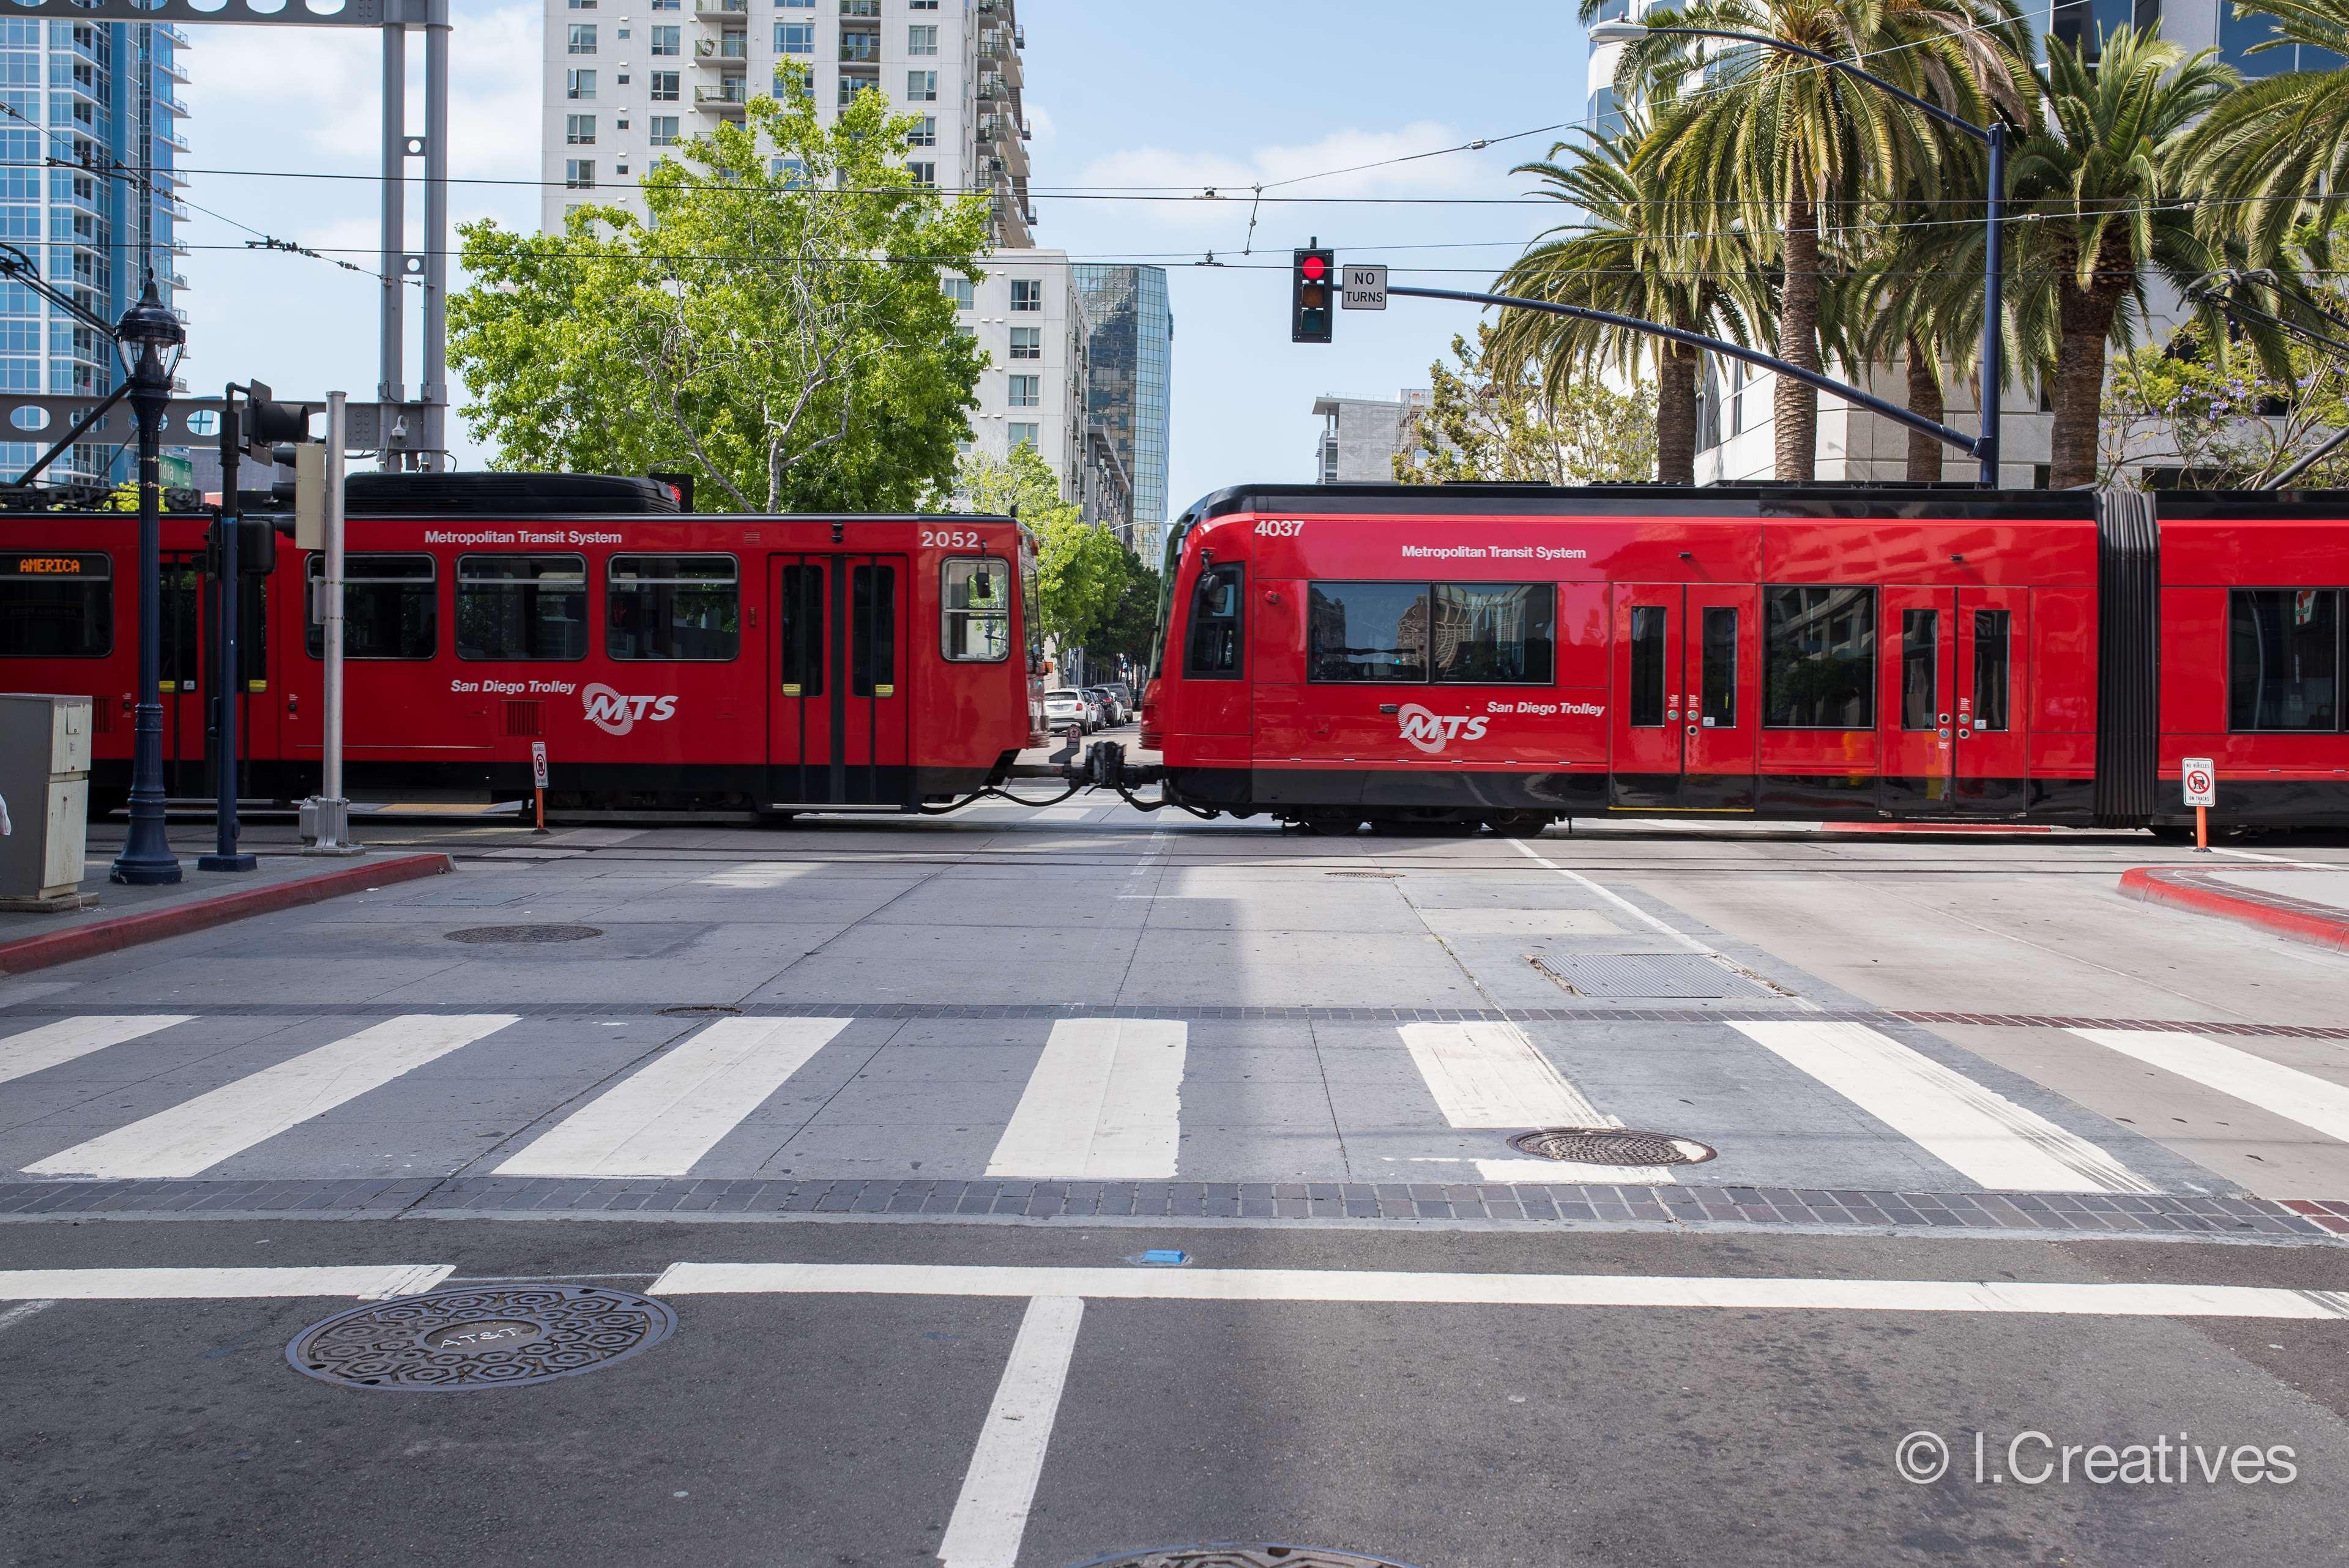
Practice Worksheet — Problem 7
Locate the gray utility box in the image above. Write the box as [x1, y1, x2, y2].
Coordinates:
[0, 693, 93, 910]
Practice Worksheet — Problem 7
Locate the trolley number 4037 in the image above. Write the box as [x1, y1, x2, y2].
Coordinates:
[1254, 519, 1305, 537]
[921, 528, 986, 550]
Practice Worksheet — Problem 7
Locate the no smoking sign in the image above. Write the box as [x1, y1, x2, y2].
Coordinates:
[2181, 757, 2216, 808]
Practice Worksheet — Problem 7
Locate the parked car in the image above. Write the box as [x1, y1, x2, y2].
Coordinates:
[1087, 686, 1126, 726]
[1098, 681, 1136, 719]
[1042, 688, 1090, 734]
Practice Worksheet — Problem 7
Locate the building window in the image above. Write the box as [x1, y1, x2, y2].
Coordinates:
[567, 69, 597, 98]
[608, 555, 740, 661]
[1010, 278, 1041, 312]
[1008, 422, 1038, 448]
[568, 0, 595, 7]
[910, 115, 936, 147]
[649, 0, 677, 8]
[910, 0, 937, 8]
[841, 0, 878, 14]
[775, 21, 813, 53]
[1762, 585, 1877, 729]
[943, 275, 973, 309]
[567, 23, 597, 52]
[566, 159, 596, 188]
[456, 555, 588, 662]
[907, 69, 937, 101]
[907, 160, 936, 187]
[646, 115, 679, 146]
[616, 116, 630, 130]
[616, 72, 630, 84]
[650, 71, 679, 101]
[650, 24, 679, 54]
[839, 70, 877, 106]
[771, 155, 807, 186]
[942, 558, 1010, 663]
[1008, 374, 1039, 407]
[2229, 589, 2342, 732]
[779, 0, 811, 6]
[565, 114, 596, 144]
[1009, 326, 1040, 359]
[909, 23, 937, 54]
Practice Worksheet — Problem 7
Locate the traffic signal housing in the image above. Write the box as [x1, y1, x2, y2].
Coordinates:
[1292, 245, 1334, 343]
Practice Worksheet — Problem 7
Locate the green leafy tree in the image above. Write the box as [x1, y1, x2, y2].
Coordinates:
[2100, 285, 2349, 488]
[1098, 561, 1163, 669]
[449, 80, 989, 511]
[1396, 326, 1659, 485]
[954, 443, 1131, 650]
[1488, 117, 1766, 483]
[2187, 0, 2349, 267]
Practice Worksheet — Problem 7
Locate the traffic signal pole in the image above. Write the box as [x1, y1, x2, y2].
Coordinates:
[198, 391, 256, 873]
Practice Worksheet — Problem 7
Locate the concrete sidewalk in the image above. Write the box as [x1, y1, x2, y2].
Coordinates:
[2121, 864, 2349, 954]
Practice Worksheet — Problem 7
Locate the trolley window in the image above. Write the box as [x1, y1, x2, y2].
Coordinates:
[942, 556, 1010, 661]
[851, 563, 895, 696]
[2228, 589, 2340, 732]
[1700, 606, 1737, 726]
[1762, 585, 1876, 729]
[1900, 609, 1938, 730]
[307, 553, 436, 660]
[0, 551, 110, 658]
[608, 554, 739, 661]
[1308, 581, 1424, 683]
[778, 562, 823, 696]
[457, 554, 588, 661]
[1432, 583, 1554, 684]
[1185, 563, 1243, 679]
[1628, 606, 1667, 726]
[1971, 609, 2011, 732]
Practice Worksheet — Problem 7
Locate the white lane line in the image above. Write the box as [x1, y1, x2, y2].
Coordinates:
[0, 1299, 53, 1334]
[986, 1020, 1186, 1180]
[0, 1265, 453, 1301]
[936, 1295, 1084, 1568]
[0, 1016, 192, 1087]
[2209, 846, 2337, 868]
[496, 1017, 851, 1178]
[2069, 1028, 2349, 1145]
[1730, 1020, 2154, 1194]
[1398, 1021, 1678, 1184]
[23, 1014, 519, 1179]
[650, 1263, 2349, 1320]
[1502, 838, 1817, 1009]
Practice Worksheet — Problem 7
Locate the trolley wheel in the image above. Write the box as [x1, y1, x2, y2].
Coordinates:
[1370, 809, 1476, 836]
[1486, 812, 1554, 839]
[1300, 812, 1364, 837]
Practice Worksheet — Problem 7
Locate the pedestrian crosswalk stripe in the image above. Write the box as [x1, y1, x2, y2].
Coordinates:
[986, 1019, 1186, 1180]
[1730, 1020, 2155, 1194]
[2068, 1028, 2349, 1145]
[1399, 1022, 1681, 1184]
[496, 1017, 851, 1178]
[0, 1016, 192, 1087]
[0, 1265, 453, 1301]
[21, 1014, 519, 1180]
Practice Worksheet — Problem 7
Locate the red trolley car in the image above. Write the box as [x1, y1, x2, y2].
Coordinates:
[1126, 483, 2349, 834]
[0, 474, 1046, 814]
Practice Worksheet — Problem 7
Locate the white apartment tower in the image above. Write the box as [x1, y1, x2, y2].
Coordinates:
[543, 0, 1032, 248]
[948, 250, 1091, 511]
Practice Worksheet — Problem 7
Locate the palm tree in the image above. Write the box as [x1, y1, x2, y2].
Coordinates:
[1609, 0, 2031, 480]
[2008, 26, 2235, 487]
[2187, 0, 2349, 267]
[1487, 119, 1766, 484]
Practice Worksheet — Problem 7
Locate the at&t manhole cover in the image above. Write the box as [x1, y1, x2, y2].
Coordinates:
[1508, 1127, 1717, 1166]
[444, 924, 604, 945]
[287, 1284, 676, 1390]
[1068, 1550, 1423, 1568]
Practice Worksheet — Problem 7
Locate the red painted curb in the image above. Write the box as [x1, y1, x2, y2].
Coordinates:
[0, 853, 453, 976]
[2118, 866, 2349, 955]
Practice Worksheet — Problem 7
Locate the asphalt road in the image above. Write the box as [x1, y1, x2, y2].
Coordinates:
[7, 805, 2349, 1566]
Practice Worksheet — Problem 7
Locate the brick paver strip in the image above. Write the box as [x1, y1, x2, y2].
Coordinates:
[0, 852, 453, 975]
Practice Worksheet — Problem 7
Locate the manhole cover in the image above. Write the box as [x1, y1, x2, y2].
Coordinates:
[286, 1284, 676, 1391]
[1068, 1550, 1422, 1568]
[1508, 1127, 1717, 1166]
[444, 924, 604, 945]
[659, 1003, 744, 1016]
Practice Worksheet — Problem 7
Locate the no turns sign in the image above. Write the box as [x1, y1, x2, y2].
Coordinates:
[2181, 757, 2216, 808]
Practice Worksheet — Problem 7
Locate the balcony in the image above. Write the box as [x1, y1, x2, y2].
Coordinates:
[157, 53, 191, 85]
[158, 24, 190, 46]
[155, 127, 191, 154]
[693, 33, 747, 66]
[839, 27, 879, 63]
[691, 0, 745, 12]
[693, 80, 747, 113]
[155, 87, 191, 118]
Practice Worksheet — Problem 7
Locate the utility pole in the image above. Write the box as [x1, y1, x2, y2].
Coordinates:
[305, 392, 363, 856]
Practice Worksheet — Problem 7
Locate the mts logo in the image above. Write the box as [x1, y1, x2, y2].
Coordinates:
[582, 683, 678, 737]
[1396, 703, 1488, 756]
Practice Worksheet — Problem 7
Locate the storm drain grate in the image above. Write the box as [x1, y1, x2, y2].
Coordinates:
[444, 924, 605, 945]
[1324, 872, 1403, 880]
[1508, 1127, 1718, 1166]
[659, 1004, 744, 1016]
[1067, 1549, 1424, 1568]
[286, 1284, 676, 1391]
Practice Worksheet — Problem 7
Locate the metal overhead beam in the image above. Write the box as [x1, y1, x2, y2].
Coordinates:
[18, 0, 453, 472]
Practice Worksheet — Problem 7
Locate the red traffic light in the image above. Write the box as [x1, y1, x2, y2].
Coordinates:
[1300, 254, 1328, 282]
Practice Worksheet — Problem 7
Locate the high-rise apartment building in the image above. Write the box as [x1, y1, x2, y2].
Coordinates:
[949, 247, 1088, 501]
[1071, 263, 1172, 555]
[0, 18, 189, 487]
[543, 0, 1032, 249]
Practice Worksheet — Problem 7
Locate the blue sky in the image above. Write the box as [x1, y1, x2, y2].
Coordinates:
[177, 1, 1590, 516]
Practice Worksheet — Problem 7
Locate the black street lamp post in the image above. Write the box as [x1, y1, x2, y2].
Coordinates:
[1587, 21, 2008, 486]
[108, 281, 188, 888]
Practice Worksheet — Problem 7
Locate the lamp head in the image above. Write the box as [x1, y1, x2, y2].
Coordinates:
[114, 280, 185, 388]
[1587, 20, 1648, 46]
